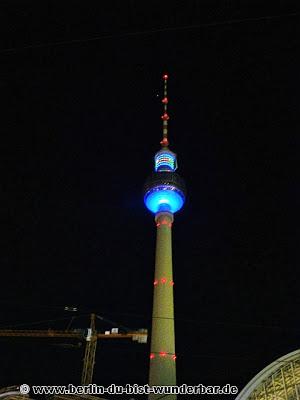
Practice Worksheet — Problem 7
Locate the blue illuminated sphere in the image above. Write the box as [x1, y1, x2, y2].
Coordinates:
[144, 172, 186, 214]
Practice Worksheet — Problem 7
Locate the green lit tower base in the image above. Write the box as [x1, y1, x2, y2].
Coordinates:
[144, 74, 186, 399]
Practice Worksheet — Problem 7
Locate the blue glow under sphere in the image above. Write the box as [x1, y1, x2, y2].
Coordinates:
[144, 172, 186, 214]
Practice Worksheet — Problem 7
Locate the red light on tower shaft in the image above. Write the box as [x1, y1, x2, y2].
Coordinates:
[159, 351, 167, 357]
[150, 353, 155, 359]
[163, 74, 168, 80]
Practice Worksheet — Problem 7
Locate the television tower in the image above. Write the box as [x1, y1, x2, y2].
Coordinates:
[144, 74, 186, 399]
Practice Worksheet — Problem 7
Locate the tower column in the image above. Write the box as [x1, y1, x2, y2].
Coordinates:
[149, 212, 177, 399]
[144, 74, 185, 400]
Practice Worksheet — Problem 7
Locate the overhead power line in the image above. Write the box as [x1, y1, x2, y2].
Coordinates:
[1, 11, 299, 54]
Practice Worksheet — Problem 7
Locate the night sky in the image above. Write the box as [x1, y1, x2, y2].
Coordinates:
[1, 1, 300, 398]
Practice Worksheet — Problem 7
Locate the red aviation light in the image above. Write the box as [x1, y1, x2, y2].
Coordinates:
[154, 279, 158, 286]
[159, 351, 167, 357]
[172, 354, 177, 361]
[163, 74, 168, 80]
[161, 113, 169, 121]
[162, 97, 168, 104]
[161, 277, 167, 284]
[156, 219, 172, 228]
[170, 280, 174, 286]
[150, 353, 155, 359]
[160, 137, 169, 146]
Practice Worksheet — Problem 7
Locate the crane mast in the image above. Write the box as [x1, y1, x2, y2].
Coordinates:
[81, 313, 97, 385]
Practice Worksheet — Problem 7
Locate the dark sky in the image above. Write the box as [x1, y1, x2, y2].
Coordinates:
[1, 1, 300, 398]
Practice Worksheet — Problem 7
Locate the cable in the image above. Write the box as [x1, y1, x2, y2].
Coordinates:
[173, 316, 300, 332]
[96, 314, 132, 333]
[0, 314, 88, 329]
[66, 316, 76, 331]
[0, 11, 299, 54]
[0, 311, 135, 332]
[0, 300, 77, 311]
[102, 310, 300, 332]
[1, 303, 299, 333]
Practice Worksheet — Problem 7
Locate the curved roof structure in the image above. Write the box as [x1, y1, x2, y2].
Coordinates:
[236, 349, 300, 400]
[0, 386, 32, 399]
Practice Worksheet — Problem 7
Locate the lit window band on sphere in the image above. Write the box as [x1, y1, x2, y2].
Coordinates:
[144, 172, 186, 214]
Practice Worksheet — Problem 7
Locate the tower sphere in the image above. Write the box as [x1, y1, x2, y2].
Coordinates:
[144, 73, 185, 215]
[144, 171, 186, 214]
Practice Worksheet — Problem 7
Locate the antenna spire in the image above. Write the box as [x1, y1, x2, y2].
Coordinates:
[161, 73, 169, 147]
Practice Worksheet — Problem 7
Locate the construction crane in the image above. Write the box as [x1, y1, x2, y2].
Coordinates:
[0, 313, 147, 385]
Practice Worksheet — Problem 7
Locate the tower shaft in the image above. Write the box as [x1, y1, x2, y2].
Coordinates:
[149, 212, 177, 400]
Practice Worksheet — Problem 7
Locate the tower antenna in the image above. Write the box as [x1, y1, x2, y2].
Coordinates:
[161, 74, 169, 147]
